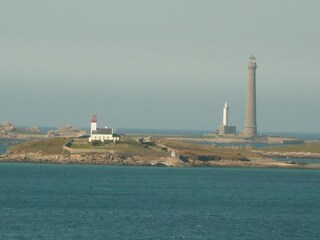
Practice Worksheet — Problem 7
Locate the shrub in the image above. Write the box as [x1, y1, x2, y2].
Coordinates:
[91, 140, 103, 146]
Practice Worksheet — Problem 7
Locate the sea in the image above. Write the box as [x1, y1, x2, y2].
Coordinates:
[1, 130, 320, 239]
[1, 164, 320, 239]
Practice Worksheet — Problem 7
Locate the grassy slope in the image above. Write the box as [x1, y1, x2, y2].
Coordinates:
[114, 143, 167, 157]
[263, 143, 320, 153]
[71, 142, 168, 157]
[7, 135, 168, 158]
[8, 138, 71, 155]
[8, 137, 285, 160]
[157, 138, 263, 160]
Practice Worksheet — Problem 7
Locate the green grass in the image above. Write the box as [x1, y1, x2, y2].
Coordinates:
[157, 138, 262, 160]
[71, 144, 97, 149]
[263, 143, 320, 153]
[8, 138, 166, 157]
[71, 141, 168, 157]
[9, 138, 71, 155]
[114, 143, 166, 157]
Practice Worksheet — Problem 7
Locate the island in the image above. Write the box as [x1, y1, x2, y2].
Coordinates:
[1, 133, 320, 169]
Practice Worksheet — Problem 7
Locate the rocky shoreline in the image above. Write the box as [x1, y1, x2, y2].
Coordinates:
[1, 151, 319, 169]
[0, 151, 186, 167]
[260, 151, 320, 159]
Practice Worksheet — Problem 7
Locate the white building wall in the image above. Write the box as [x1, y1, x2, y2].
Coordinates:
[89, 133, 119, 142]
[90, 122, 97, 134]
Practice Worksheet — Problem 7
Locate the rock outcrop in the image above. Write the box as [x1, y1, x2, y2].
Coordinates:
[2, 150, 319, 169]
[47, 125, 86, 137]
[0, 122, 17, 137]
[26, 126, 40, 133]
[0, 122, 45, 140]
[0, 151, 186, 166]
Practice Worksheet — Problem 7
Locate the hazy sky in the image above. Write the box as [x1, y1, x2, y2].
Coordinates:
[1, 0, 319, 133]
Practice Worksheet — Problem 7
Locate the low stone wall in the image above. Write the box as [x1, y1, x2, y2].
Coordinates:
[64, 147, 115, 154]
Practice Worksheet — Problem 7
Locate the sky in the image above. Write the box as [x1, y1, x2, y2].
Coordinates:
[0, 0, 319, 133]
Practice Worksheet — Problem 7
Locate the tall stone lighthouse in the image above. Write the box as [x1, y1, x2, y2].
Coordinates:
[243, 55, 257, 137]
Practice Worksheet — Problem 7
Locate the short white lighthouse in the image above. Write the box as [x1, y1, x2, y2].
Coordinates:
[223, 101, 229, 126]
[90, 114, 97, 134]
[89, 115, 120, 143]
[218, 102, 236, 135]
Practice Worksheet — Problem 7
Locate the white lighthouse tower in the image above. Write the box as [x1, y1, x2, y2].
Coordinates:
[218, 102, 236, 135]
[223, 101, 229, 126]
[90, 114, 97, 134]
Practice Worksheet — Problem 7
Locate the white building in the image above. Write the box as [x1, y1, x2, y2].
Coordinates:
[88, 115, 120, 142]
[218, 102, 237, 135]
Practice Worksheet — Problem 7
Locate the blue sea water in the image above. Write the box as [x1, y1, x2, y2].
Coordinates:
[195, 141, 281, 149]
[14, 126, 320, 139]
[275, 157, 320, 165]
[0, 164, 320, 239]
